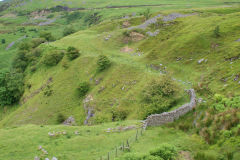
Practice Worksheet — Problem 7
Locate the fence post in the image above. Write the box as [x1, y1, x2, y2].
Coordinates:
[122, 142, 125, 151]
[126, 139, 129, 147]
[135, 129, 138, 141]
[115, 147, 118, 157]
[141, 127, 143, 136]
[108, 152, 110, 160]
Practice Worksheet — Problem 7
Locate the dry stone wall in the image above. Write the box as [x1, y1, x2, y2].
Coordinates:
[143, 89, 197, 128]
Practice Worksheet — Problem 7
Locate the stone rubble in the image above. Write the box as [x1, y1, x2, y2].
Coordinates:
[63, 116, 75, 126]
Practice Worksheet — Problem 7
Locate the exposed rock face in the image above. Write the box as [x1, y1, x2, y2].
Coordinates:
[143, 89, 197, 128]
[83, 95, 95, 125]
[63, 116, 75, 126]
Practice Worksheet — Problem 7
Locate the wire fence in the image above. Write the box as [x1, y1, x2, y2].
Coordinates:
[98, 126, 145, 160]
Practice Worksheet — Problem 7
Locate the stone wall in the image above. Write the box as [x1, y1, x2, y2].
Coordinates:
[143, 89, 197, 128]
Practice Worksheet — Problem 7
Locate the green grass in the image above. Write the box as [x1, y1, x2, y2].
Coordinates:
[0, 1, 240, 159]
[1, 122, 235, 160]
[0, 121, 142, 160]
[1, 6, 240, 127]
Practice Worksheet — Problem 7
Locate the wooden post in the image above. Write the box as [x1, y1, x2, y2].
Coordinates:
[122, 142, 125, 151]
[108, 152, 110, 160]
[141, 127, 143, 136]
[135, 129, 138, 141]
[115, 147, 118, 157]
[127, 139, 129, 147]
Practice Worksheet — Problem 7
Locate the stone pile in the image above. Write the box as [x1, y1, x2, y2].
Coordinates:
[63, 116, 75, 126]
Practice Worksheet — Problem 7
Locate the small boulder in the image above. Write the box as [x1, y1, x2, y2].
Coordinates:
[34, 156, 40, 160]
[198, 58, 205, 64]
[63, 116, 75, 126]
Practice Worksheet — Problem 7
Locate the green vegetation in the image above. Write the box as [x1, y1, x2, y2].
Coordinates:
[0, 71, 24, 106]
[0, 0, 240, 159]
[66, 46, 80, 60]
[97, 55, 111, 72]
[42, 51, 64, 66]
[63, 26, 76, 36]
[40, 32, 55, 42]
[77, 82, 90, 98]
[141, 76, 179, 118]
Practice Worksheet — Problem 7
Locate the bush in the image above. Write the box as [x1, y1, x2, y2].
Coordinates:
[66, 46, 80, 60]
[42, 51, 64, 66]
[84, 12, 102, 25]
[111, 107, 128, 121]
[194, 152, 218, 160]
[97, 55, 111, 72]
[150, 144, 177, 160]
[1, 39, 5, 44]
[57, 113, 65, 124]
[141, 76, 179, 118]
[12, 50, 28, 72]
[93, 113, 111, 124]
[141, 8, 152, 20]
[213, 25, 220, 38]
[40, 32, 55, 42]
[47, 14, 54, 19]
[31, 38, 46, 48]
[0, 71, 24, 106]
[18, 42, 32, 51]
[77, 82, 90, 98]
[43, 85, 53, 96]
[64, 11, 84, 23]
[63, 26, 76, 36]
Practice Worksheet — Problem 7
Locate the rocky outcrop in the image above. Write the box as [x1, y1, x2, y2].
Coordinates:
[83, 95, 95, 125]
[143, 89, 197, 129]
[63, 116, 75, 126]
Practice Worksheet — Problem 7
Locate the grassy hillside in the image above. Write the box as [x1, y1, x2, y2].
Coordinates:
[0, 121, 141, 160]
[0, 0, 240, 160]
[1, 6, 240, 127]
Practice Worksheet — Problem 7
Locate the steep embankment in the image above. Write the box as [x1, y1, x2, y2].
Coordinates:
[1, 7, 240, 127]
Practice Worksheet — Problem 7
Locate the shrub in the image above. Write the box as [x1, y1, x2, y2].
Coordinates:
[40, 32, 55, 42]
[1, 39, 5, 44]
[213, 25, 220, 38]
[57, 113, 65, 124]
[150, 144, 177, 160]
[141, 76, 179, 118]
[141, 8, 152, 20]
[47, 14, 54, 19]
[66, 46, 80, 60]
[0, 71, 24, 106]
[194, 152, 218, 160]
[63, 26, 76, 36]
[43, 85, 53, 96]
[77, 82, 90, 98]
[42, 51, 64, 66]
[18, 42, 32, 51]
[111, 107, 128, 121]
[31, 38, 46, 48]
[226, 152, 234, 160]
[97, 55, 111, 72]
[12, 50, 28, 72]
[65, 11, 84, 23]
[84, 12, 102, 26]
